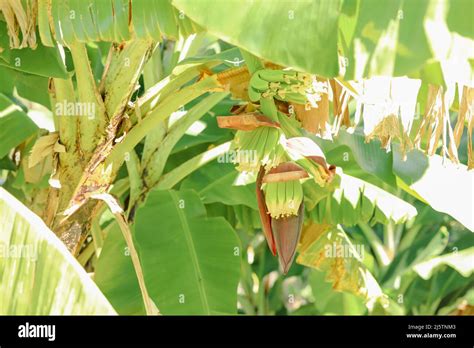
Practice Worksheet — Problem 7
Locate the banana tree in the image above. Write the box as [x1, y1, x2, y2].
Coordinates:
[0, 0, 472, 315]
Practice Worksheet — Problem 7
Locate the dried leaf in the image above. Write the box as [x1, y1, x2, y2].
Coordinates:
[360, 77, 420, 157]
[263, 162, 308, 183]
[468, 109, 474, 169]
[0, 1, 19, 48]
[452, 86, 474, 169]
[290, 78, 329, 135]
[365, 114, 402, 150]
[414, 84, 461, 163]
[23, 152, 52, 184]
[91, 193, 124, 215]
[43, 187, 59, 226]
[0, 0, 37, 49]
[297, 223, 387, 309]
[215, 66, 250, 100]
[414, 85, 442, 154]
[28, 132, 60, 168]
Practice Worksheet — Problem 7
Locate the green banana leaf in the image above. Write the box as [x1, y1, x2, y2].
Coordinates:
[307, 170, 417, 226]
[0, 66, 51, 107]
[381, 228, 449, 286]
[438, 288, 474, 315]
[36, 0, 198, 46]
[309, 269, 367, 315]
[393, 148, 474, 232]
[173, 0, 340, 77]
[341, 0, 431, 79]
[0, 187, 116, 314]
[181, 160, 258, 210]
[95, 189, 242, 315]
[93, 222, 146, 315]
[318, 133, 473, 233]
[341, 0, 474, 83]
[447, 0, 474, 39]
[404, 267, 471, 314]
[413, 247, 474, 279]
[0, 22, 69, 79]
[0, 93, 38, 159]
[313, 130, 397, 186]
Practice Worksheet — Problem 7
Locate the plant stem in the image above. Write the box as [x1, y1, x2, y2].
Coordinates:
[51, 78, 76, 147]
[102, 40, 154, 118]
[68, 42, 107, 158]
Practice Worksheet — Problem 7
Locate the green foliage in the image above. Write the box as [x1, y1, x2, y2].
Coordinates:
[173, 0, 340, 77]
[37, 0, 197, 45]
[0, 0, 472, 317]
[0, 94, 38, 158]
[308, 171, 417, 226]
[382, 228, 449, 286]
[181, 160, 258, 209]
[0, 188, 115, 314]
[0, 24, 69, 78]
[394, 148, 474, 231]
[95, 190, 241, 315]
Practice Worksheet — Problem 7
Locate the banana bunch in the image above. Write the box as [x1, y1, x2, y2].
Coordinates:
[248, 69, 327, 108]
[233, 127, 287, 172]
[262, 179, 304, 219]
[293, 157, 332, 187]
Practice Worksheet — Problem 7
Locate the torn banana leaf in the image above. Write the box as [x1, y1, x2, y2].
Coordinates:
[297, 223, 388, 310]
[413, 247, 474, 280]
[308, 169, 417, 226]
[33, 0, 199, 46]
[0, 0, 37, 49]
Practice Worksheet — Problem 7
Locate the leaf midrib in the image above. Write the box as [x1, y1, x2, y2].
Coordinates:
[169, 191, 210, 314]
[199, 171, 234, 196]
